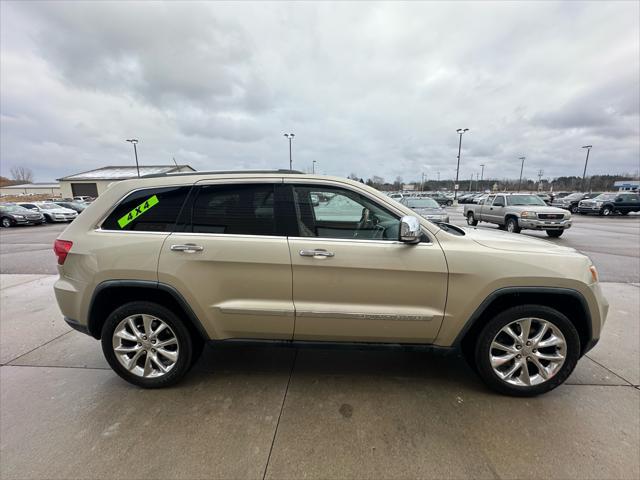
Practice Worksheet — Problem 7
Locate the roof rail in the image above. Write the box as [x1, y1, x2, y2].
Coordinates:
[141, 169, 305, 179]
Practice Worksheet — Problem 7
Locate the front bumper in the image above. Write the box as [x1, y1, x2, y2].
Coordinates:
[50, 214, 77, 222]
[12, 217, 44, 225]
[578, 205, 601, 213]
[518, 218, 572, 230]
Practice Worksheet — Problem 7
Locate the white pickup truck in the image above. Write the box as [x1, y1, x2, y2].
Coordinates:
[463, 193, 572, 237]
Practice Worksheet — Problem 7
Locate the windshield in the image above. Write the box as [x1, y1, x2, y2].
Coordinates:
[594, 193, 617, 201]
[406, 198, 439, 208]
[507, 195, 547, 206]
[37, 203, 59, 210]
[0, 205, 29, 213]
[563, 193, 583, 200]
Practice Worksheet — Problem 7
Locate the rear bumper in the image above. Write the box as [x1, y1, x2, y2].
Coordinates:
[518, 218, 572, 230]
[64, 317, 90, 335]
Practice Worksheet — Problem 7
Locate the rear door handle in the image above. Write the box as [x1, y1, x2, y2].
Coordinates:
[299, 249, 334, 258]
[170, 243, 204, 253]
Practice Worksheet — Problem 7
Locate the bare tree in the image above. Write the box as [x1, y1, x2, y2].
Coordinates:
[10, 166, 34, 183]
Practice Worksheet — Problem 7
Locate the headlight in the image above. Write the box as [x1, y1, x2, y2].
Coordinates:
[14, 215, 24, 219]
[520, 211, 536, 218]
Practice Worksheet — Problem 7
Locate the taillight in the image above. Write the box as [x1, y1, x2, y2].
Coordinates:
[53, 239, 73, 265]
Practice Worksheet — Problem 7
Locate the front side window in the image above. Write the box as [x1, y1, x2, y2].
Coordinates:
[102, 186, 191, 231]
[493, 196, 505, 207]
[185, 183, 277, 236]
[292, 185, 400, 240]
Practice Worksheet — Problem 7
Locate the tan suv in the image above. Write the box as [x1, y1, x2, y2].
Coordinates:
[53, 171, 608, 396]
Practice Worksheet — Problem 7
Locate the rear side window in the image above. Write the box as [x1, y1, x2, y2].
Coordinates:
[185, 183, 277, 235]
[102, 186, 191, 231]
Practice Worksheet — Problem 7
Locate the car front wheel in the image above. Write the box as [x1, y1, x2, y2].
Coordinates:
[505, 217, 521, 233]
[601, 206, 614, 216]
[570, 205, 579, 213]
[101, 301, 195, 388]
[466, 212, 478, 226]
[1, 217, 12, 228]
[474, 305, 580, 396]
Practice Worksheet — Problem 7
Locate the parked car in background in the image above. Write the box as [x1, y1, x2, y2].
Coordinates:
[400, 197, 450, 223]
[55, 201, 87, 213]
[0, 203, 45, 227]
[73, 196, 94, 203]
[53, 171, 608, 396]
[428, 193, 453, 206]
[578, 192, 640, 216]
[536, 193, 552, 204]
[464, 193, 571, 237]
[552, 192, 601, 213]
[19, 202, 78, 223]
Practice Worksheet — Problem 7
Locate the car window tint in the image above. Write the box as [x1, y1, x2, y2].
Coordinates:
[493, 196, 505, 206]
[102, 186, 191, 232]
[291, 185, 400, 240]
[187, 183, 277, 235]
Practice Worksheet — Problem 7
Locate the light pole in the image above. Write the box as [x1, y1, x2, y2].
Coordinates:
[421, 172, 425, 191]
[581, 145, 592, 192]
[517, 156, 526, 192]
[284, 133, 295, 170]
[454, 128, 469, 204]
[126, 139, 140, 177]
[312, 160, 317, 174]
[479, 164, 485, 191]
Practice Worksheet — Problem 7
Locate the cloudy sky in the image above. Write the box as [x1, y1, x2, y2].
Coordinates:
[1, 1, 638, 183]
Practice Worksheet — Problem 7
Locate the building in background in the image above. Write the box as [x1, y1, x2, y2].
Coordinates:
[57, 165, 195, 198]
[0, 182, 61, 197]
[614, 180, 639, 192]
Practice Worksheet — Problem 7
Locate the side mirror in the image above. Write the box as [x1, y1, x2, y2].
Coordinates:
[399, 215, 421, 244]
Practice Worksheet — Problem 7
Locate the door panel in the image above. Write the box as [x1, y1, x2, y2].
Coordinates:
[158, 234, 294, 340]
[288, 238, 448, 343]
[157, 181, 294, 340]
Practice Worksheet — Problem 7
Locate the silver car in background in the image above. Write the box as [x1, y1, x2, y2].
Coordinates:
[18, 202, 78, 223]
[400, 197, 450, 223]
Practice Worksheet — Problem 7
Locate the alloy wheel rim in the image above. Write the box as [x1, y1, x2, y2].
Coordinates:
[467, 214, 474, 225]
[2, 218, 10, 227]
[489, 317, 566, 387]
[112, 314, 179, 378]
[507, 221, 515, 232]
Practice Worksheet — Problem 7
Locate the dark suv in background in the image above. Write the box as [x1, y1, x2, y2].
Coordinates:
[552, 192, 602, 213]
[578, 192, 640, 216]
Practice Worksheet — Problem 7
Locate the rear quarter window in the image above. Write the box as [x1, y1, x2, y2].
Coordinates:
[101, 186, 191, 232]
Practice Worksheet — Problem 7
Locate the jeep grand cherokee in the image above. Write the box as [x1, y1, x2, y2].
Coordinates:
[53, 171, 608, 396]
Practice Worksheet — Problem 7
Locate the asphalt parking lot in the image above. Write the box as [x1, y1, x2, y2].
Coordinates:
[1, 210, 639, 479]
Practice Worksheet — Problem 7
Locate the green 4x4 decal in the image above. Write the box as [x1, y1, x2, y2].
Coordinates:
[117, 195, 159, 228]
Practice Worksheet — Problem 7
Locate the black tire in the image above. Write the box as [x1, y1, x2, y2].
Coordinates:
[570, 204, 579, 214]
[601, 205, 614, 216]
[546, 230, 563, 238]
[1, 217, 12, 228]
[474, 305, 580, 396]
[101, 301, 194, 388]
[466, 212, 478, 226]
[446, 200, 453, 206]
[42, 214, 51, 223]
[505, 217, 521, 233]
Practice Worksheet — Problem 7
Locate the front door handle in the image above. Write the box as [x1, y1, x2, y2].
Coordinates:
[170, 243, 204, 253]
[299, 249, 334, 258]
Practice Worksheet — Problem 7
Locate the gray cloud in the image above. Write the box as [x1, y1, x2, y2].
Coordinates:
[1, 1, 638, 183]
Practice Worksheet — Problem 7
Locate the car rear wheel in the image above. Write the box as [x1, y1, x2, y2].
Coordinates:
[505, 217, 521, 233]
[546, 230, 563, 238]
[101, 301, 194, 388]
[570, 205, 579, 214]
[474, 305, 580, 396]
[1, 217, 12, 228]
[466, 212, 478, 226]
[446, 200, 453, 206]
